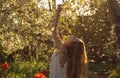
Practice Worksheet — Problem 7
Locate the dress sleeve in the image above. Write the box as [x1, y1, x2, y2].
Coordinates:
[49, 52, 67, 78]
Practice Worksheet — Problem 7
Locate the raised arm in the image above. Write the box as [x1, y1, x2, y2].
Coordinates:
[52, 5, 62, 49]
[52, 5, 67, 67]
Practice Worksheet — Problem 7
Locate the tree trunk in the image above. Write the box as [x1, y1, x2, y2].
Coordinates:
[48, 0, 52, 12]
[107, 0, 120, 46]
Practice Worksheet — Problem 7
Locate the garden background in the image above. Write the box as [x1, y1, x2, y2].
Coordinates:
[0, 0, 120, 78]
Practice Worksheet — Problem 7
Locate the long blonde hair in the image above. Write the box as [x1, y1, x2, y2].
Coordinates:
[64, 37, 87, 78]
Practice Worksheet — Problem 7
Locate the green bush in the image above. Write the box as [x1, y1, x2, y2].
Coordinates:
[0, 60, 49, 78]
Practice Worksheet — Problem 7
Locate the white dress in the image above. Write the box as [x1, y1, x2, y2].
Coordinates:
[49, 52, 67, 78]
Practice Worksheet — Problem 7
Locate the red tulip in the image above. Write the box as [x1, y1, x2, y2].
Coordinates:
[1, 62, 8, 70]
[34, 73, 46, 78]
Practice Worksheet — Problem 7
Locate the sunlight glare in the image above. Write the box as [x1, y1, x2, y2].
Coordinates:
[56, 0, 63, 5]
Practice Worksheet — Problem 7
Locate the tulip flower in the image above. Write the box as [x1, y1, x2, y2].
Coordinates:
[1, 62, 8, 70]
[34, 73, 46, 78]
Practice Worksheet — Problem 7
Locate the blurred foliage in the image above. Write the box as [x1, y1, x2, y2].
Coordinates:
[0, 0, 120, 77]
[0, 0, 53, 61]
[0, 60, 49, 78]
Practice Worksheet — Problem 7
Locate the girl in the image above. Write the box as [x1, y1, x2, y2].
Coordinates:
[49, 37, 87, 78]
